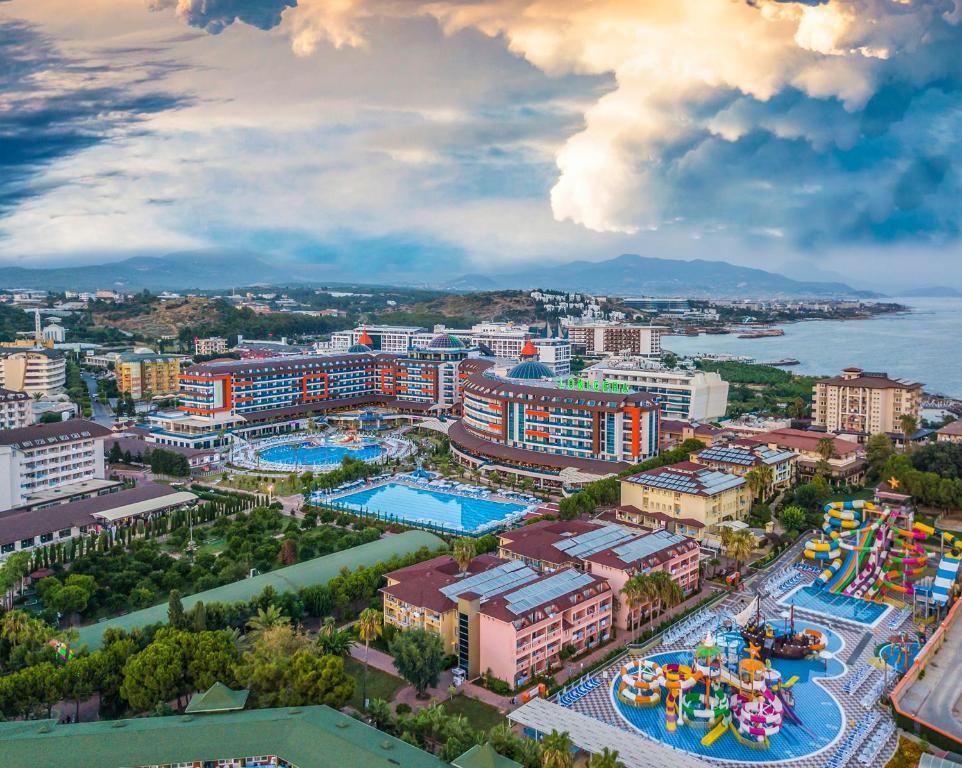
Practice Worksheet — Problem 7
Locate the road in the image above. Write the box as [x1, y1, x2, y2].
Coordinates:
[81, 372, 116, 425]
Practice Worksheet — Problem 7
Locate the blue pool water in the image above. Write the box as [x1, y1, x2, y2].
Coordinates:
[259, 441, 382, 467]
[322, 482, 527, 534]
[779, 584, 891, 627]
[611, 624, 845, 763]
[879, 641, 920, 674]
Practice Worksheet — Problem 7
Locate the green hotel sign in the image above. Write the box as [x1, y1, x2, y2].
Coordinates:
[559, 377, 634, 394]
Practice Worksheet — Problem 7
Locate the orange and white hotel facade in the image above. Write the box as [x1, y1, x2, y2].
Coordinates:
[449, 358, 660, 489]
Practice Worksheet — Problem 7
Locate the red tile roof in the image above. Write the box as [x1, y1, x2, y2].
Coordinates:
[380, 553, 505, 613]
[750, 428, 861, 458]
[479, 569, 611, 624]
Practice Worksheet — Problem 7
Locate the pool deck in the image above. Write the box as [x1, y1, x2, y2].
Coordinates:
[556, 571, 909, 768]
[895, 601, 962, 742]
[321, 477, 536, 508]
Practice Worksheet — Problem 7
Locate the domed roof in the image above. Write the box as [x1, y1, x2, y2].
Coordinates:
[506, 360, 554, 380]
[427, 333, 465, 350]
[348, 343, 372, 353]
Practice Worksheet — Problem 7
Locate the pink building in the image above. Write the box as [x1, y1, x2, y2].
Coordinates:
[476, 569, 613, 688]
[497, 520, 699, 631]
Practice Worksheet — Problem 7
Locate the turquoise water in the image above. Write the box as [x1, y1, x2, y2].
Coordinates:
[259, 441, 381, 467]
[663, 297, 962, 397]
[879, 641, 920, 674]
[779, 584, 890, 626]
[321, 482, 526, 533]
[612, 623, 844, 763]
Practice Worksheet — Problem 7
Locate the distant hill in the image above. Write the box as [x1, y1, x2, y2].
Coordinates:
[0, 250, 878, 298]
[898, 286, 962, 298]
[446, 254, 878, 298]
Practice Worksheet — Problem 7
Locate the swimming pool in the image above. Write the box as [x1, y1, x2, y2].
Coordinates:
[320, 482, 527, 534]
[610, 625, 845, 763]
[258, 440, 382, 467]
[778, 584, 891, 627]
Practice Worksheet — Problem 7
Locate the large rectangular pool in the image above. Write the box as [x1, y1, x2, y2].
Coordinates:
[316, 482, 528, 535]
[778, 583, 892, 627]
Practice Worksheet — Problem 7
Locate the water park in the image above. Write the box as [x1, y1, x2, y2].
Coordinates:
[230, 430, 416, 472]
[517, 486, 962, 767]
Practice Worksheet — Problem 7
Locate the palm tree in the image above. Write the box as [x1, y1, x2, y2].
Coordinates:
[723, 529, 756, 574]
[651, 571, 683, 620]
[900, 413, 918, 449]
[317, 617, 356, 656]
[620, 577, 643, 634]
[246, 605, 288, 637]
[539, 729, 575, 768]
[452, 538, 476, 575]
[744, 467, 765, 501]
[367, 697, 393, 732]
[356, 608, 383, 710]
[588, 747, 626, 768]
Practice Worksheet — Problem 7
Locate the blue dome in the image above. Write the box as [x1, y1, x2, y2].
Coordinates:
[506, 360, 554, 380]
[348, 343, 372, 353]
[427, 333, 465, 350]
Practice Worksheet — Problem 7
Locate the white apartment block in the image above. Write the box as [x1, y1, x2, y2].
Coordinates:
[0, 388, 31, 430]
[0, 420, 111, 511]
[813, 367, 923, 439]
[532, 338, 572, 376]
[583, 358, 729, 421]
[0, 349, 67, 396]
[330, 325, 424, 353]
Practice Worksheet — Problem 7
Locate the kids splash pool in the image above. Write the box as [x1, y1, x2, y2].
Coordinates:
[318, 482, 528, 534]
[610, 621, 845, 763]
[778, 584, 891, 627]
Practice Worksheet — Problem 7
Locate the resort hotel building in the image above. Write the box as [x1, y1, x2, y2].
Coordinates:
[813, 367, 923, 439]
[617, 461, 751, 541]
[382, 553, 614, 687]
[690, 441, 797, 494]
[582, 357, 729, 421]
[0, 347, 66, 396]
[563, 321, 667, 358]
[0, 419, 113, 512]
[450, 350, 660, 488]
[750, 427, 867, 485]
[0, 387, 30, 430]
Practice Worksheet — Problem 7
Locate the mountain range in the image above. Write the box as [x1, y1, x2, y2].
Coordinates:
[0, 250, 879, 298]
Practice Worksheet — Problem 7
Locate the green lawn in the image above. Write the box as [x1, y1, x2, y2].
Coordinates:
[441, 696, 505, 731]
[344, 656, 406, 710]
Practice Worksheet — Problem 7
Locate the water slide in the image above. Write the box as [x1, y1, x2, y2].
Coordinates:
[932, 531, 962, 606]
[701, 720, 728, 746]
[823, 525, 872, 593]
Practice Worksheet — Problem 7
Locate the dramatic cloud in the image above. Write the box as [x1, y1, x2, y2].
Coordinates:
[147, 0, 297, 35]
[200, 0, 962, 247]
[0, 16, 192, 224]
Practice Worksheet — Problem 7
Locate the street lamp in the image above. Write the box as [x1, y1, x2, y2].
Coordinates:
[819, 649, 832, 674]
[267, 483, 274, 504]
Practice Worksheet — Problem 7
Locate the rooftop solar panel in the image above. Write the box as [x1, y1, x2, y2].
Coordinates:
[612, 529, 687, 562]
[438, 559, 539, 601]
[553, 525, 635, 559]
[504, 570, 595, 615]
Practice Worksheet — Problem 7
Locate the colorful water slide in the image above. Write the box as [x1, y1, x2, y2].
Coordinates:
[823, 524, 872, 593]
[932, 532, 962, 606]
[701, 720, 729, 746]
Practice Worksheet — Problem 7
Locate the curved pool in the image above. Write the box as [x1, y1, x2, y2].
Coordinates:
[611, 622, 845, 763]
[258, 440, 382, 468]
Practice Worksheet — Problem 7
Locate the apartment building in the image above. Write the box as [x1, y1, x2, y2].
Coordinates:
[496, 520, 700, 630]
[330, 325, 424, 353]
[617, 461, 750, 540]
[659, 419, 724, 449]
[583, 358, 729, 421]
[116, 352, 183, 400]
[0, 419, 111, 511]
[0, 388, 30, 430]
[751, 428, 867, 485]
[691, 441, 797, 494]
[812, 367, 922, 439]
[0, 348, 67, 396]
[193, 336, 228, 356]
[476, 569, 613, 688]
[532, 338, 571, 376]
[564, 321, 667, 357]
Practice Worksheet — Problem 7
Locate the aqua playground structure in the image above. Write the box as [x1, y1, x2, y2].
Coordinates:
[616, 632, 798, 751]
[805, 497, 962, 603]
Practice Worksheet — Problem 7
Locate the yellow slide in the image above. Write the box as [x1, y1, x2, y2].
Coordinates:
[701, 721, 728, 747]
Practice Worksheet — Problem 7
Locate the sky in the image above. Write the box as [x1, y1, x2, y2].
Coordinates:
[2, 0, 962, 289]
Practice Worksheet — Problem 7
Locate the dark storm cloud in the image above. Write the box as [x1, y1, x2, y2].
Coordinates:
[0, 19, 192, 220]
[147, 0, 297, 35]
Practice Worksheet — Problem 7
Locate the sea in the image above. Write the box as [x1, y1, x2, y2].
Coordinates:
[662, 297, 962, 398]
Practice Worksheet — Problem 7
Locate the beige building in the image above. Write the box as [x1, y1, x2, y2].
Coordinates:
[813, 367, 922, 439]
[117, 352, 183, 400]
[618, 461, 750, 540]
[194, 336, 228, 356]
[0, 349, 66, 396]
[937, 420, 962, 444]
[0, 388, 31, 430]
